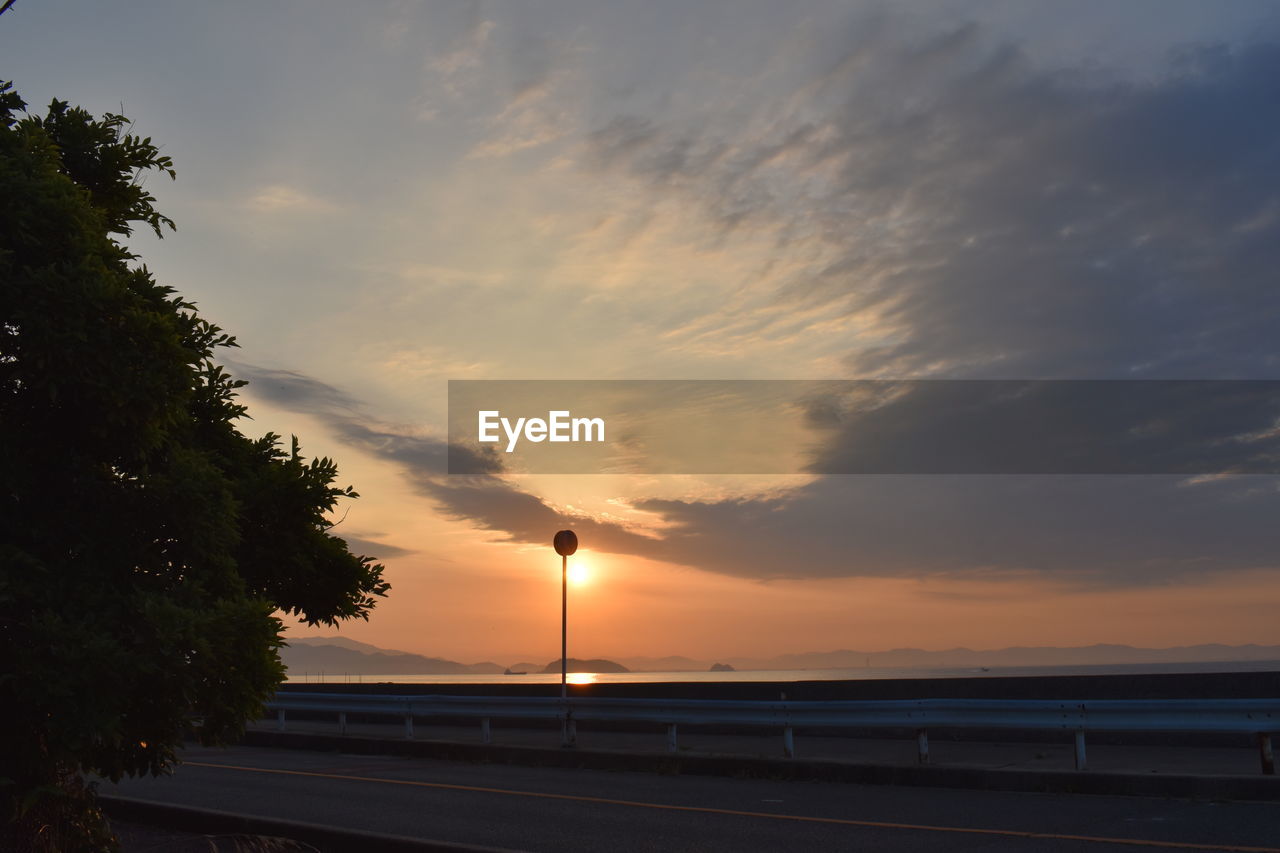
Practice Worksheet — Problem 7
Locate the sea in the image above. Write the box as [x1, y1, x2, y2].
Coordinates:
[284, 659, 1280, 685]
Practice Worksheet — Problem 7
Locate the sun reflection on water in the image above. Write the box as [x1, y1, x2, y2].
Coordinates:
[566, 672, 597, 685]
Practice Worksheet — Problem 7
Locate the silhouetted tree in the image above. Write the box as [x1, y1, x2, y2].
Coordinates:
[0, 81, 389, 851]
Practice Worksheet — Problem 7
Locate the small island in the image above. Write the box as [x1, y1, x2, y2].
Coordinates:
[541, 657, 630, 673]
[709, 662, 735, 672]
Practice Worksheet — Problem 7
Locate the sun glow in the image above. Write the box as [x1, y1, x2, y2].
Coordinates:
[567, 560, 590, 586]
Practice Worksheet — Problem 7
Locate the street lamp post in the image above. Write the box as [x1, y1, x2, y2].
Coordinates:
[553, 529, 578, 747]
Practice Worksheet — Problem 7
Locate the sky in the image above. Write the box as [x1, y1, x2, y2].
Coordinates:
[4, 1, 1280, 664]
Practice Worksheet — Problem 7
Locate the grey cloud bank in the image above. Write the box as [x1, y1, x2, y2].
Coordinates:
[236, 364, 1280, 586]
[581, 25, 1280, 380]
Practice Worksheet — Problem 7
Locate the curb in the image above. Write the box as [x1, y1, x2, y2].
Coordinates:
[100, 795, 525, 853]
[241, 730, 1280, 802]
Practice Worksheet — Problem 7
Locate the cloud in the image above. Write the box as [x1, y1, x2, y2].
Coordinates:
[336, 535, 416, 560]
[225, 360, 500, 478]
[245, 185, 337, 215]
[421, 476, 663, 557]
[231, 361, 666, 551]
[801, 380, 1280, 475]
[634, 475, 1280, 585]
[577, 22, 1280, 379]
[228, 361, 363, 416]
[231, 363, 1280, 588]
[374, 346, 487, 379]
[223, 13, 1280, 590]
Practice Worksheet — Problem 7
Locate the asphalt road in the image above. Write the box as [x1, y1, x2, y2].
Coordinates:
[104, 745, 1280, 852]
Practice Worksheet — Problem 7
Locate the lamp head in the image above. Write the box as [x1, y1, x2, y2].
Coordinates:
[553, 529, 578, 556]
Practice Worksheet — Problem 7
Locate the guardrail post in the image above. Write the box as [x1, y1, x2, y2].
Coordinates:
[783, 726, 795, 759]
[338, 712, 346, 735]
[666, 723, 678, 753]
[916, 729, 929, 765]
[404, 713, 414, 740]
[1074, 730, 1087, 771]
[1259, 733, 1275, 775]
[276, 709, 285, 732]
[481, 717, 492, 745]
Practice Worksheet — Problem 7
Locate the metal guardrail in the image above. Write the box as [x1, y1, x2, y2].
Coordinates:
[263, 693, 1279, 774]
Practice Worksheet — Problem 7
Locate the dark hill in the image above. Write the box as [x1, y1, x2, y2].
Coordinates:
[281, 643, 474, 675]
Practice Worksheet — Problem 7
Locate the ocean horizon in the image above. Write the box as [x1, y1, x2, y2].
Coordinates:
[283, 658, 1280, 685]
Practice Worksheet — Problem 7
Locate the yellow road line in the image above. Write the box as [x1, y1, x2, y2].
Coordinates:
[186, 761, 1280, 852]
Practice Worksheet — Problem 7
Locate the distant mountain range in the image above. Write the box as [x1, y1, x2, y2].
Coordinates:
[281, 638, 627, 676]
[620, 644, 1280, 672]
[281, 637, 504, 676]
[756, 644, 1280, 671]
[280, 637, 1280, 677]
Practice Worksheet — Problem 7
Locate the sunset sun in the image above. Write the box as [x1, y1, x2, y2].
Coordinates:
[567, 561, 591, 586]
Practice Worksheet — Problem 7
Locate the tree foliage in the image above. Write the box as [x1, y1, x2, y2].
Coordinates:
[0, 81, 389, 850]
